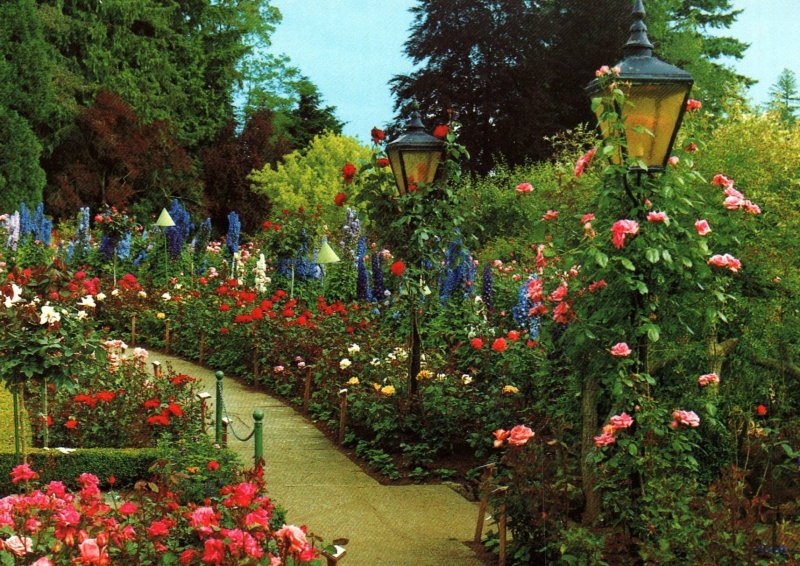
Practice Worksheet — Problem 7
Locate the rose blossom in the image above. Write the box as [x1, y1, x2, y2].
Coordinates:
[695, 219, 711, 236]
[542, 210, 559, 221]
[698, 373, 720, 387]
[672, 409, 700, 428]
[647, 211, 668, 223]
[686, 98, 702, 111]
[574, 148, 597, 177]
[668, 156, 680, 167]
[609, 412, 634, 430]
[493, 428, 510, 448]
[610, 342, 632, 357]
[516, 182, 533, 193]
[593, 432, 616, 447]
[708, 254, 742, 272]
[275, 524, 310, 554]
[610, 219, 639, 249]
[508, 425, 535, 446]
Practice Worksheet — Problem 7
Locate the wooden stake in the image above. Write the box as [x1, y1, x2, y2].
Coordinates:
[130, 315, 136, 346]
[474, 464, 495, 543]
[303, 369, 312, 415]
[498, 502, 507, 566]
[164, 320, 171, 354]
[337, 389, 348, 445]
[199, 330, 205, 365]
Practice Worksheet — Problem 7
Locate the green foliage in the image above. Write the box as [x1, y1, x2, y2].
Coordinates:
[0, 107, 45, 211]
[0, 448, 160, 495]
[767, 68, 800, 124]
[250, 132, 372, 229]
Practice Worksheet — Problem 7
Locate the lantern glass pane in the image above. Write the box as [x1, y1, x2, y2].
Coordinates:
[387, 148, 407, 194]
[623, 83, 688, 168]
[402, 150, 441, 186]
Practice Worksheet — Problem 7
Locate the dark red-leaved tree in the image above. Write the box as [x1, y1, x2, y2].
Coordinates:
[45, 90, 200, 218]
[202, 108, 291, 233]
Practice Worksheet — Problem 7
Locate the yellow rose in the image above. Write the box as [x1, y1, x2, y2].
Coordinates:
[502, 385, 519, 395]
[156, 312, 166, 320]
[347, 377, 360, 386]
[373, 383, 381, 392]
[416, 370, 433, 381]
[380, 385, 396, 396]
[186, 466, 199, 474]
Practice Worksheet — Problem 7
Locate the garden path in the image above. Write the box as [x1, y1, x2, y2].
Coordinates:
[155, 352, 486, 566]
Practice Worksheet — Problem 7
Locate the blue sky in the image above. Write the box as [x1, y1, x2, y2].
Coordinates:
[268, 1, 800, 142]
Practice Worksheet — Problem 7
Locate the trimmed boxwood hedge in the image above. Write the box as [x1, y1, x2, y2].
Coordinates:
[0, 447, 161, 495]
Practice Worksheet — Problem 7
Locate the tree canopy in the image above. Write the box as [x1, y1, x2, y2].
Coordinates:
[392, 0, 750, 173]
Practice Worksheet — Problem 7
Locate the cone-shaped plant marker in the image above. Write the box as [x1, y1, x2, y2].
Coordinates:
[317, 239, 340, 296]
[156, 208, 175, 285]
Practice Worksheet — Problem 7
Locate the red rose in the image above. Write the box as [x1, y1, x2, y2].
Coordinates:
[342, 162, 357, 180]
[377, 157, 390, 167]
[470, 337, 484, 349]
[262, 220, 272, 229]
[371, 127, 386, 143]
[334, 192, 347, 207]
[756, 404, 768, 416]
[94, 214, 103, 223]
[433, 124, 449, 139]
[66, 419, 78, 429]
[207, 460, 220, 471]
[220, 327, 229, 335]
[491, 338, 507, 353]
[408, 183, 418, 192]
[390, 260, 406, 276]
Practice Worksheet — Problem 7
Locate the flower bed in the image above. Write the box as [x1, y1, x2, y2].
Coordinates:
[0, 464, 319, 564]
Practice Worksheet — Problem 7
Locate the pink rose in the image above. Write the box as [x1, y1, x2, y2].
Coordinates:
[542, 210, 559, 221]
[593, 432, 616, 447]
[3, 536, 32, 557]
[580, 213, 595, 223]
[609, 412, 633, 430]
[712, 173, 734, 187]
[672, 409, 700, 427]
[610, 219, 639, 249]
[508, 425, 535, 446]
[694, 219, 711, 236]
[697, 373, 719, 387]
[574, 148, 597, 177]
[79, 539, 103, 563]
[516, 182, 533, 193]
[647, 211, 668, 223]
[668, 156, 680, 167]
[742, 200, 761, 214]
[610, 342, 632, 357]
[686, 99, 702, 111]
[276, 524, 309, 554]
[708, 254, 741, 273]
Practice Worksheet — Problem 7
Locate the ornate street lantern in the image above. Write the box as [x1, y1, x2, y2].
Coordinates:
[586, 0, 694, 172]
[385, 110, 444, 195]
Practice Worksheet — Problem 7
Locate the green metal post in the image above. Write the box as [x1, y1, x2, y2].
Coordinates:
[253, 409, 264, 467]
[215, 371, 224, 445]
[12, 386, 20, 462]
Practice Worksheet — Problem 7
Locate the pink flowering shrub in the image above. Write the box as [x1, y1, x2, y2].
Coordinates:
[0, 465, 319, 565]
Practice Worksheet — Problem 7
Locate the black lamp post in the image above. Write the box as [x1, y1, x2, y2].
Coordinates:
[586, 0, 693, 172]
[385, 109, 445, 396]
[386, 110, 445, 195]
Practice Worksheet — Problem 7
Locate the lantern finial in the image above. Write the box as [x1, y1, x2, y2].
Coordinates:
[624, 0, 654, 58]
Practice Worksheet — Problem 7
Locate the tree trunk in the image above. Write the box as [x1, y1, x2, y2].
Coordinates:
[409, 302, 420, 397]
[581, 373, 601, 524]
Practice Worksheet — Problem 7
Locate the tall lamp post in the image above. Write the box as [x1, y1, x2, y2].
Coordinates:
[580, 0, 694, 525]
[585, 0, 693, 176]
[385, 109, 445, 395]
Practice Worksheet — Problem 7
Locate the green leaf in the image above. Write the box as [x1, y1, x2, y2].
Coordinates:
[620, 258, 635, 271]
[645, 248, 660, 264]
[594, 251, 609, 268]
[661, 250, 672, 263]
[628, 443, 638, 456]
[646, 324, 660, 342]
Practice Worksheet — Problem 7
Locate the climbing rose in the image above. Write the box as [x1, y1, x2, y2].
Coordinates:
[686, 98, 702, 111]
[647, 211, 668, 223]
[610, 342, 632, 357]
[516, 182, 533, 193]
[698, 373, 719, 387]
[695, 219, 711, 236]
[334, 192, 347, 207]
[376, 157, 390, 167]
[708, 254, 742, 272]
[574, 148, 596, 177]
[609, 413, 634, 430]
[491, 338, 507, 353]
[389, 260, 406, 276]
[508, 425, 535, 446]
[470, 337, 484, 349]
[610, 219, 639, 249]
[671, 410, 700, 428]
[594, 432, 616, 447]
[432, 124, 449, 139]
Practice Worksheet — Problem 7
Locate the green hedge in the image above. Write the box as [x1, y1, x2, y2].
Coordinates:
[0, 447, 161, 495]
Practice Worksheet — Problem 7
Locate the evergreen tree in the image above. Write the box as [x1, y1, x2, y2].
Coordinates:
[392, 0, 749, 172]
[0, 107, 46, 211]
[767, 68, 800, 124]
[285, 78, 344, 149]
